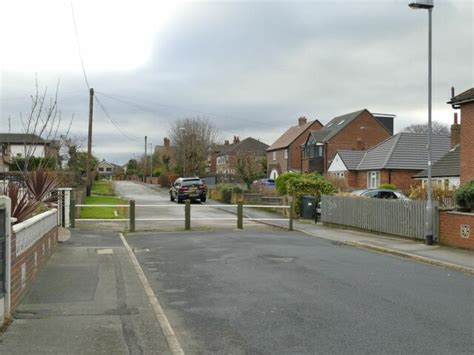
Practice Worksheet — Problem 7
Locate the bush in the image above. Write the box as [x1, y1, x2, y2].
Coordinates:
[408, 184, 454, 208]
[454, 180, 474, 211]
[275, 172, 300, 195]
[220, 184, 243, 204]
[379, 183, 397, 190]
[286, 173, 337, 215]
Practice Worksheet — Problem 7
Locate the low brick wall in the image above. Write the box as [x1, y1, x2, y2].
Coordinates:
[10, 211, 58, 312]
[439, 210, 474, 250]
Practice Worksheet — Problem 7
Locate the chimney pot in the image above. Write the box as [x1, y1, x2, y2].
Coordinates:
[298, 116, 307, 126]
[224, 140, 229, 146]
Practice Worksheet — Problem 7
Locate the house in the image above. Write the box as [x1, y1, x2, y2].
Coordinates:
[154, 137, 175, 173]
[207, 142, 228, 174]
[414, 113, 462, 190]
[216, 137, 269, 175]
[328, 132, 451, 191]
[97, 160, 123, 178]
[301, 109, 394, 175]
[0, 133, 58, 171]
[448, 87, 474, 183]
[267, 116, 323, 179]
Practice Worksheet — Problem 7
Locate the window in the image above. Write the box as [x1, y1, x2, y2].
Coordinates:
[367, 171, 380, 188]
[106, 167, 112, 172]
[284, 149, 288, 159]
[334, 172, 344, 178]
[272, 151, 276, 161]
[444, 179, 449, 190]
[318, 145, 323, 157]
[99, 167, 104, 172]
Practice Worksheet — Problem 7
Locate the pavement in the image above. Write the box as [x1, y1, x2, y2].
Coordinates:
[0, 229, 172, 354]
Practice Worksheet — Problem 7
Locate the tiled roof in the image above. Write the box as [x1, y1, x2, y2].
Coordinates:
[415, 145, 460, 178]
[0, 133, 45, 144]
[356, 132, 451, 170]
[308, 109, 369, 143]
[337, 150, 366, 170]
[447, 88, 474, 106]
[217, 137, 268, 156]
[267, 120, 320, 151]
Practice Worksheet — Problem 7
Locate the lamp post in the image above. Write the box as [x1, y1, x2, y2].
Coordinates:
[409, 0, 434, 245]
[179, 127, 186, 177]
[148, 142, 153, 180]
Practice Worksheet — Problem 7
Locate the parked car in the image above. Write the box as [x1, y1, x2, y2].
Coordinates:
[316, 188, 409, 215]
[170, 177, 207, 203]
[252, 178, 275, 187]
[351, 189, 409, 200]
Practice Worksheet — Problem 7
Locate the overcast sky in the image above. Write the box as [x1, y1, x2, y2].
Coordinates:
[1, 0, 472, 164]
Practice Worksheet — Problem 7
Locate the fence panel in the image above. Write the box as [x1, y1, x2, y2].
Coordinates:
[321, 196, 439, 240]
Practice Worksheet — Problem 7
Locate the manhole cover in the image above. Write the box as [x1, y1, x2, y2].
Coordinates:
[260, 255, 295, 263]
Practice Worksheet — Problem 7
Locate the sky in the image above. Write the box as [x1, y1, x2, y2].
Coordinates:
[1, 0, 472, 165]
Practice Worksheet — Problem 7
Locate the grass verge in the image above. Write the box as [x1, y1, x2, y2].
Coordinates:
[92, 180, 115, 196]
[80, 195, 128, 219]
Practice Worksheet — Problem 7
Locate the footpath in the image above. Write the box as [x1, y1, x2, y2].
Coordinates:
[0, 229, 171, 354]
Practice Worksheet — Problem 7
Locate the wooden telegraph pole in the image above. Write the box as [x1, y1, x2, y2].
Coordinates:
[86, 88, 94, 197]
[144, 136, 147, 182]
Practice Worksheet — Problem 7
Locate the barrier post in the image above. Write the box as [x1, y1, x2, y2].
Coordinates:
[70, 198, 76, 228]
[129, 200, 136, 233]
[185, 200, 191, 230]
[289, 197, 294, 231]
[237, 202, 243, 230]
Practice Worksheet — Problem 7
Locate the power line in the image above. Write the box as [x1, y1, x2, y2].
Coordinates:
[71, 2, 90, 90]
[94, 95, 140, 141]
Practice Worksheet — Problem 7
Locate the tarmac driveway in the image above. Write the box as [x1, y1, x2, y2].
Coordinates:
[126, 229, 473, 354]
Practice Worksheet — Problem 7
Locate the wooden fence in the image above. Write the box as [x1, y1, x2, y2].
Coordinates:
[321, 195, 439, 240]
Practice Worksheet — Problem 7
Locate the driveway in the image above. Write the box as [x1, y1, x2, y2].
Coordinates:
[126, 229, 473, 354]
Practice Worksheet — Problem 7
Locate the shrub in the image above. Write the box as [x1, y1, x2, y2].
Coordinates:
[275, 172, 300, 195]
[408, 184, 454, 208]
[286, 174, 337, 215]
[379, 183, 397, 190]
[454, 180, 474, 211]
[220, 184, 243, 204]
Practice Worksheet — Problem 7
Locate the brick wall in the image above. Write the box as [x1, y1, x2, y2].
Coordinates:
[439, 211, 474, 250]
[460, 102, 474, 183]
[10, 226, 58, 312]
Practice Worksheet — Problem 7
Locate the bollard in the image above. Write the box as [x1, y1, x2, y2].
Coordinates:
[185, 199, 191, 230]
[129, 200, 136, 233]
[289, 197, 294, 231]
[70, 198, 76, 228]
[237, 201, 243, 230]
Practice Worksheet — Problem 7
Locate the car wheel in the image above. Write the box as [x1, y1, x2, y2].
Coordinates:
[177, 196, 183, 204]
[200, 195, 207, 203]
[170, 193, 175, 202]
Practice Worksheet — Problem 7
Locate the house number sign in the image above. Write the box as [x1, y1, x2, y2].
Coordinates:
[460, 224, 471, 239]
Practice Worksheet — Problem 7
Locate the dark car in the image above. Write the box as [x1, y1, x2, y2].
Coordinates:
[170, 177, 207, 203]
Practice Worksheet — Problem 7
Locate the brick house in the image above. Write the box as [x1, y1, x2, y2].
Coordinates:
[154, 137, 175, 173]
[97, 159, 123, 178]
[267, 117, 323, 179]
[328, 132, 451, 191]
[216, 137, 269, 175]
[301, 109, 394, 175]
[448, 87, 474, 183]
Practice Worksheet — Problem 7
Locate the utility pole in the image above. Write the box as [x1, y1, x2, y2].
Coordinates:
[144, 136, 148, 182]
[86, 88, 94, 197]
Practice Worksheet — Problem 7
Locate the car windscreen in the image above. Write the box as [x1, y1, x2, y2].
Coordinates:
[182, 179, 202, 186]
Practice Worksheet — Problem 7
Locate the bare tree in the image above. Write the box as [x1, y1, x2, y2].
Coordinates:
[402, 121, 450, 135]
[236, 152, 266, 189]
[169, 117, 218, 177]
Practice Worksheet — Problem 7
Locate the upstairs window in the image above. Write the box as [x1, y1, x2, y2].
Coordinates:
[284, 149, 288, 159]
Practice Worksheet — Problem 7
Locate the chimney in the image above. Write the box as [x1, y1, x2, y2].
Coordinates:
[163, 137, 170, 148]
[298, 116, 307, 126]
[224, 140, 229, 146]
[233, 136, 240, 145]
[451, 112, 461, 148]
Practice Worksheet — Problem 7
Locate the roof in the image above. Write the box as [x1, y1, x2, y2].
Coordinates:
[307, 109, 390, 144]
[447, 88, 474, 106]
[267, 119, 320, 151]
[217, 137, 269, 156]
[337, 150, 366, 170]
[0, 133, 46, 144]
[415, 145, 460, 178]
[355, 132, 451, 171]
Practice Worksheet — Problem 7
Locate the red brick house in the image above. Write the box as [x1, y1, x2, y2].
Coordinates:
[448, 87, 474, 183]
[301, 109, 394, 175]
[216, 137, 269, 175]
[267, 117, 323, 179]
[328, 132, 451, 191]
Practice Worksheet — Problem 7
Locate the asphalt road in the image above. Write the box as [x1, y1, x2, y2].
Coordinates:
[111, 181, 268, 232]
[126, 230, 473, 354]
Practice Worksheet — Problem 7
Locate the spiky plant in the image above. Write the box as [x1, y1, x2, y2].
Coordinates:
[25, 169, 62, 207]
[2, 182, 40, 223]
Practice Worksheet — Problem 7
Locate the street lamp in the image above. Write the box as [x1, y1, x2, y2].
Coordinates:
[409, 0, 434, 245]
[179, 127, 186, 177]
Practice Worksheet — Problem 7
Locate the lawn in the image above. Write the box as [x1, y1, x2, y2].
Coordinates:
[80, 195, 128, 219]
[91, 180, 115, 196]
